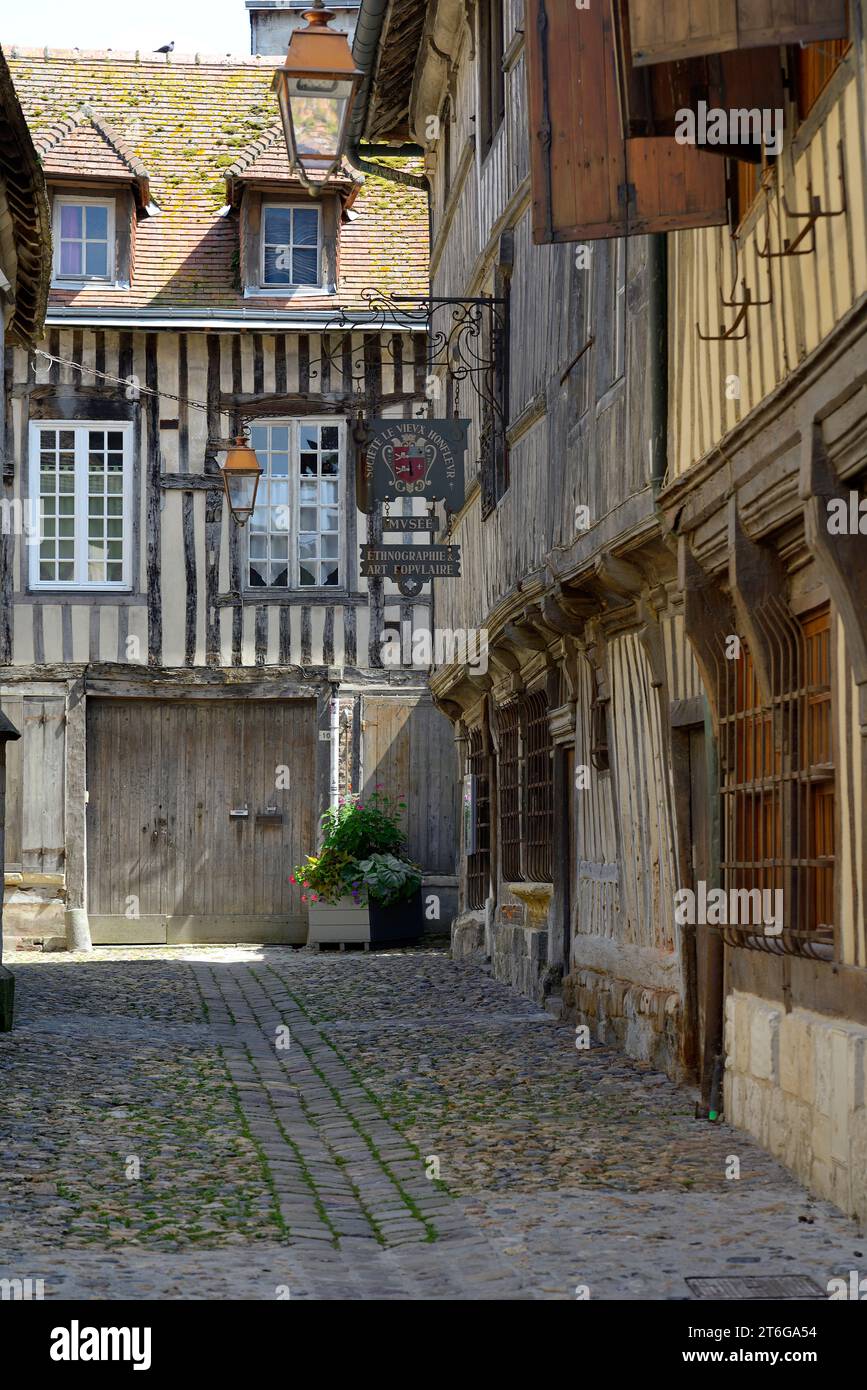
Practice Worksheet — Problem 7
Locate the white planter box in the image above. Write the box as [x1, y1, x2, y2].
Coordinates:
[307, 897, 370, 945]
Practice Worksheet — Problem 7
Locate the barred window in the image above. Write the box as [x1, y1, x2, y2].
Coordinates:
[497, 701, 523, 882]
[525, 690, 554, 881]
[466, 728, 491, 911]
[496, 690, 554, 884]
[718, 601, 834, 957]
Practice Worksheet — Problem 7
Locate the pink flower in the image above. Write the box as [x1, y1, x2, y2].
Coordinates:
[289, 874, 296, 884]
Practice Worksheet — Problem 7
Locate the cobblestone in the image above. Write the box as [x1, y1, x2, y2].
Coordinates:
[0, 945, 862, 1299]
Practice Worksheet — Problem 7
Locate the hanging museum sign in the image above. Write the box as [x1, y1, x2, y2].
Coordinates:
[360, 545, 461, 579]
[359, 542, 462, 597]
[381, 516, 439, 534]
[366, 419, 469, 511]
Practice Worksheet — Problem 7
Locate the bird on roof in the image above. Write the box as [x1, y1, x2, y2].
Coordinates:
[154, 41, 175, 54]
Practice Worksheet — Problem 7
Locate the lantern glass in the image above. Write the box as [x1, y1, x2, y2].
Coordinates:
[220, 437, 263, 526]
[284, 75, 355, 165]
[224, 472, 259, 525]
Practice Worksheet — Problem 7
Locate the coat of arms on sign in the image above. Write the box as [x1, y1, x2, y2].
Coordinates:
[387, 434, 435, 494]
[366, 419, 468, 511]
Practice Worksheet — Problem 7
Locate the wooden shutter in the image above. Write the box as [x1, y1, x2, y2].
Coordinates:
[629, 0, 847, 66]
[614, 2, 784, 162]
[527, 0, 727, 243]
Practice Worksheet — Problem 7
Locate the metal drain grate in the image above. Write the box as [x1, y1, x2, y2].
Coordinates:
[686, 1274, 826, 1300]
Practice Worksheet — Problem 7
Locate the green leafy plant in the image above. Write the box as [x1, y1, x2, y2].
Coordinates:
[356, 853, 422, 908]
[291, 789, 418, 908]
[319, 789, 407, 859]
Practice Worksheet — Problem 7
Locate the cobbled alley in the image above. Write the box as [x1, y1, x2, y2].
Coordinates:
[0, 945, 861, 1301]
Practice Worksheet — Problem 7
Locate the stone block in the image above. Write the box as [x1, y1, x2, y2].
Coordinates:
[779, 1013, 801, 1097]
[830, 1028, 853, 1165]
[814, 1026, 833, 1117]
[812, 1111, 832, 1165]
[749, 1002, 780, 1084]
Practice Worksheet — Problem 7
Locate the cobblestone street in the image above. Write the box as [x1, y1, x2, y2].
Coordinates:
[0, 946, 862, 1300]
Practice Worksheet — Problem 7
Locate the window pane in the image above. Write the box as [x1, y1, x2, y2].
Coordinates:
[321, 452, 339, 476]
[293, 248, 318, 285]
[320, 480, 338, 504]
[294, 208, 319, 246]
[85, 242, 108, 277]
[59, 204, 82, 238]
[321, 533, 338, 559]
[263, 247, 292, 285]
[270, 481, 289, 507]
[271, 535, 288, 560]
[322, 562, 339, 586]
[264, 207, 293, 244]
[321, 508, 338, 532]
[86, 204, 109, 239]
[249, 426, 268, 452]
[300, 507, 318, 530]
[300, 426, 320, 451]
[300, 453, 317, 476]
[300, 480, 317, 502]
[270, 452, 289, 476]
[249, 561, 267, 587]
[60, 241, 82, 276]
[270, 426, 289, 452]
[58, 561, 75, 581]
[299, 536, 317, 560]
[107, 432, 124, 450]
[270, 563, 289, 587]
[299, 564, 317, 586]
[321, 427, 339, 450]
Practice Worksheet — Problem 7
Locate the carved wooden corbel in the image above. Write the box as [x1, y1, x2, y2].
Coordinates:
[802, 423, 867, 690]
[679, 538, 739, 732]
[728, 502, 789, 705]
[593, 552, 645, 600]
[636, 598, 667, 691]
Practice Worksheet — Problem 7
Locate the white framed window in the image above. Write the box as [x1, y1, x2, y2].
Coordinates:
[52, 197, 115, 282]
[247, 419, 344, 590]
[29, 422, 133, 590]
[261, 204, 321, 288]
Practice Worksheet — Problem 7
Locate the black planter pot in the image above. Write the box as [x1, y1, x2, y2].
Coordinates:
[368, 888, 423, 945]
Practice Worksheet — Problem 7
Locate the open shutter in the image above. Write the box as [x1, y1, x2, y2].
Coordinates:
[629, 0, 847, 66]
[614, 0, 785, 162]
[527, 0, 727, 243]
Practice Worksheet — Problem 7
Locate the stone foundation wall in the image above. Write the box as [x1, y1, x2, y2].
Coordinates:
[725, 991, 867, 1229]
[3, 880, 66, 951]
[562, 967, 683, 1077]
[451, 912, 556, 1005]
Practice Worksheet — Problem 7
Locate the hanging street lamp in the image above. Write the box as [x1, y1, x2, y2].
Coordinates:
[272, 1, 363, 184]
[219, 435, 263, 526]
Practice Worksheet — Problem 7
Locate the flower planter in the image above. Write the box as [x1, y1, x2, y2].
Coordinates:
[368, 888, 423, 945]
[307, 897, 370, 946]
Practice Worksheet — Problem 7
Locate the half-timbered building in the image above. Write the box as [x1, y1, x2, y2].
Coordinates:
[1, 30, 457, 949]
[361, 0, 867, 1228]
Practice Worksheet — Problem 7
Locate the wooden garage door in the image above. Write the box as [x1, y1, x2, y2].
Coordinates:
[86, 698, 316, 943]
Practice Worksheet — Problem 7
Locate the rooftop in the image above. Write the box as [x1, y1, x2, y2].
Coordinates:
[6, 46, 428, 317]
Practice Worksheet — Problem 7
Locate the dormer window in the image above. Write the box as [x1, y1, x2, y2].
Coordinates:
[261, 204, 320, 288]
[53, 196, 115, 282]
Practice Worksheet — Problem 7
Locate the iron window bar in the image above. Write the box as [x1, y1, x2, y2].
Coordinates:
[467, 726, 491, 911]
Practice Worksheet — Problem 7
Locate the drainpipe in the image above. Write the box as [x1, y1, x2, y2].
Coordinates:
[348, 0, 428, 189]
[330, 680, 341, 810]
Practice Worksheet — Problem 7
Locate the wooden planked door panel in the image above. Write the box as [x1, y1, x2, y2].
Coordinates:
[362, 696, 457, 875]
[629, 0, 846, 64]
[86, 698, 316, 940]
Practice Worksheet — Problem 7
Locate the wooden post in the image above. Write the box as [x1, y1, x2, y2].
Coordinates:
[0, 710, 22, 1029]
[64, 678, 92, 952]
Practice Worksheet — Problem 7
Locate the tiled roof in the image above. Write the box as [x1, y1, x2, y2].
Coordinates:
[36, 108, 151, 203]
[7, 48, 428, 314]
